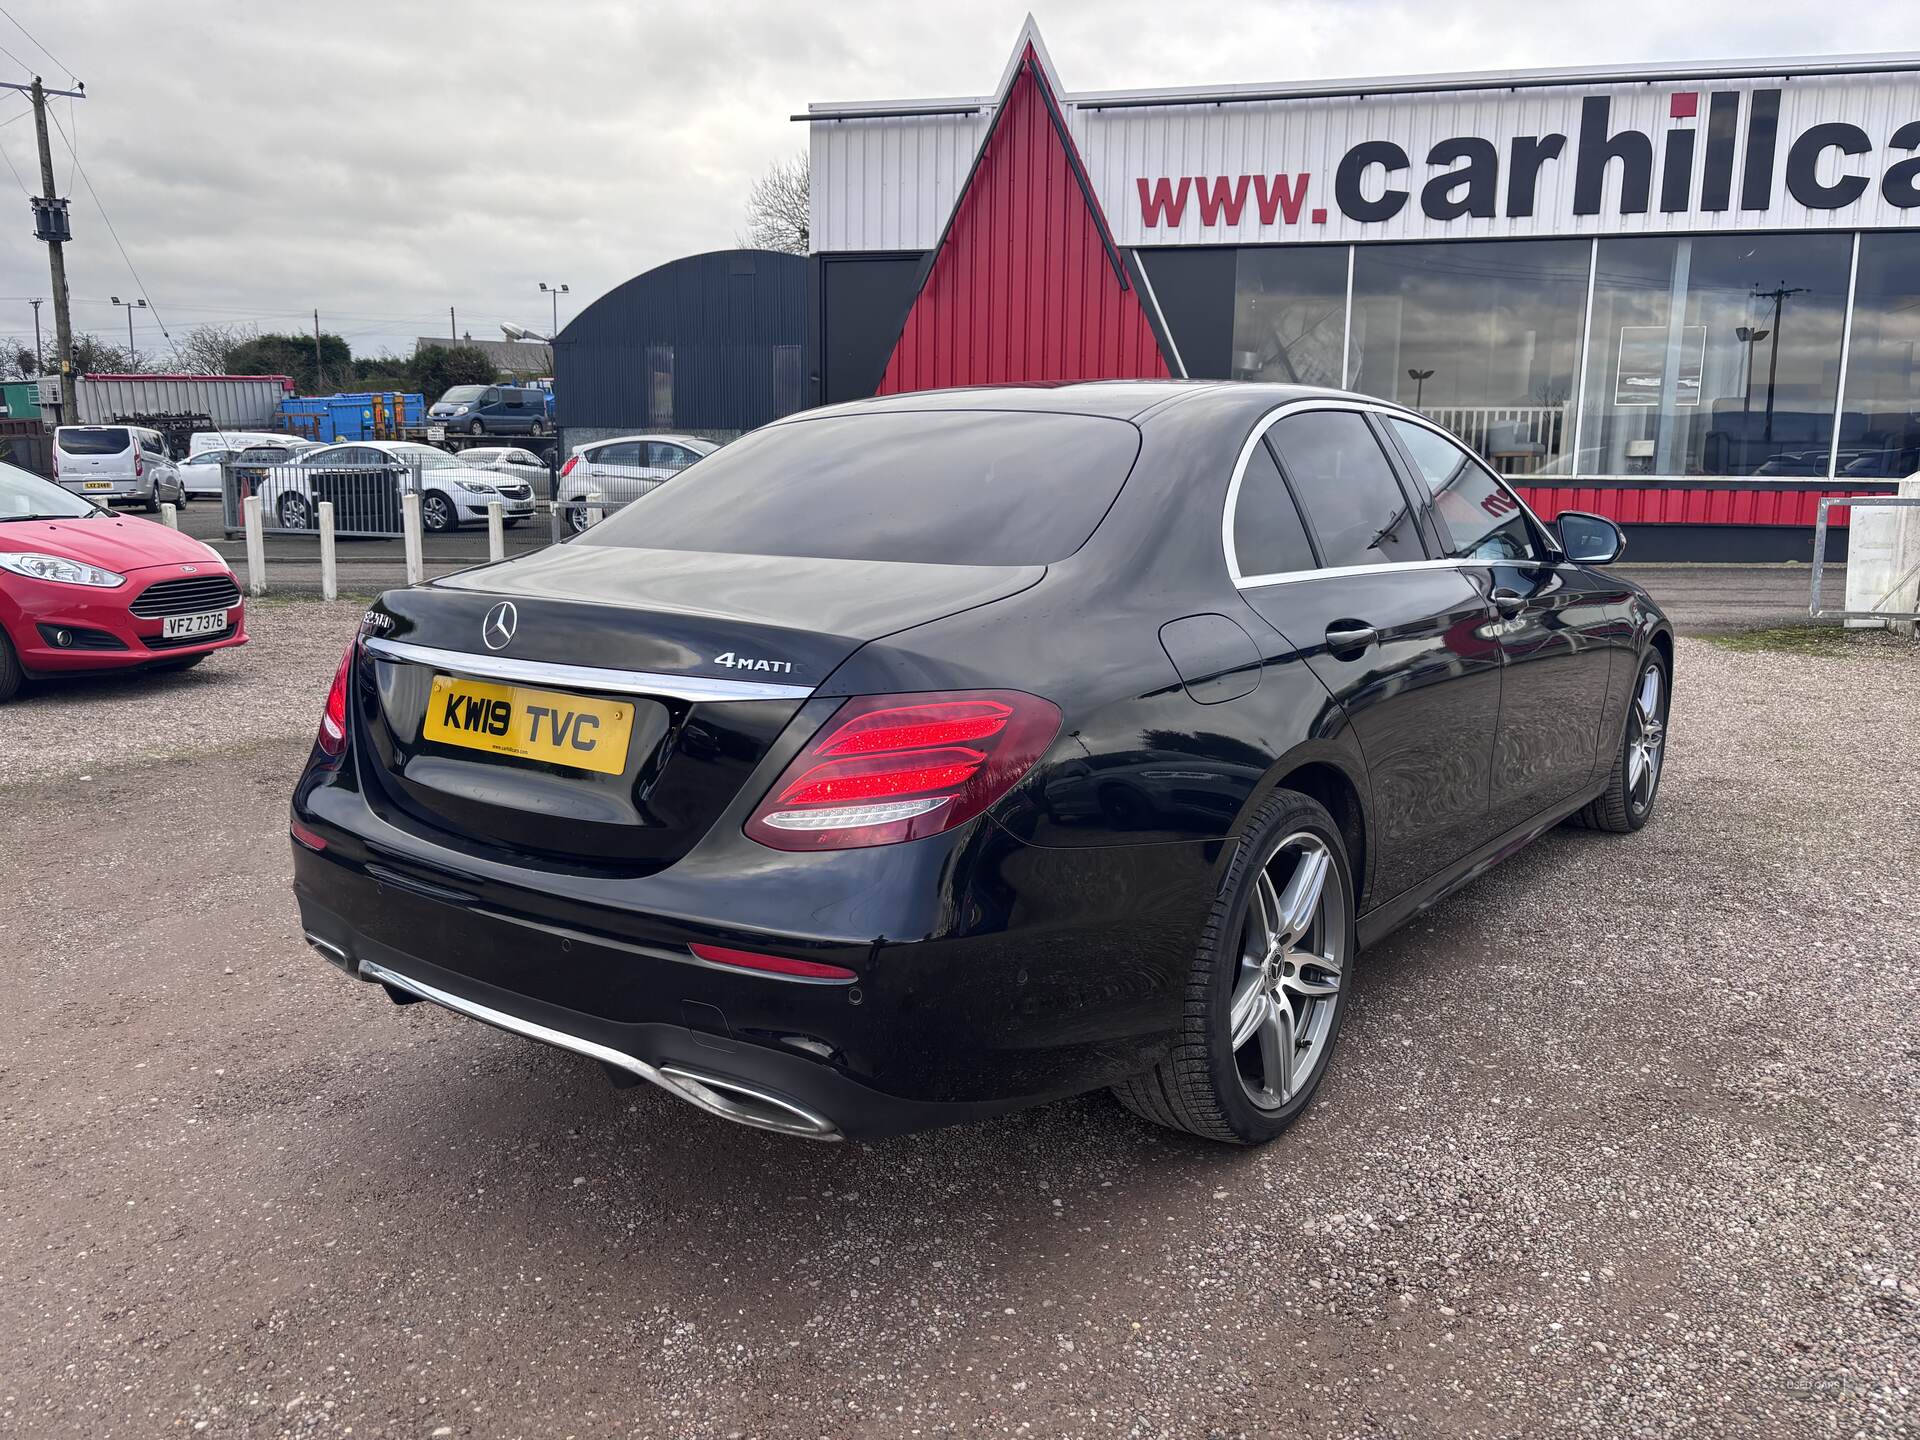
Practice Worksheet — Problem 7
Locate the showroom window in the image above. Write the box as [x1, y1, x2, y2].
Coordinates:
[1350, 240, 1589, 478]
[1836, 233, 1920, 479]
[1575, 234, 1852, 478]
[1230, 246, 1349, 389]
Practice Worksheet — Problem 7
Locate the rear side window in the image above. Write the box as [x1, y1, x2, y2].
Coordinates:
[1231, 438, 1317, 579]
[1268, 411, 1425, 570]
[1387, 419, 1541, 563]
[582, 411, 1142, 566]
[57, 427, 131, 455]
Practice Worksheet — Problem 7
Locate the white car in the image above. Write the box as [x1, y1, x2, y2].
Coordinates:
[176, 440, 320, 498]
[555, 433, 717, 534]
[459, 445, 554, 499]
[256, 441, 538, 534]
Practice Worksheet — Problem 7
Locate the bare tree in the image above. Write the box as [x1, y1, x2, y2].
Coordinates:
[741, 153, 809, 255]
[173, 321, 260, 376]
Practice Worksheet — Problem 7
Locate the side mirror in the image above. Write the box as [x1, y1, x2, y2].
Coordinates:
[1556, 511, 1625, 565]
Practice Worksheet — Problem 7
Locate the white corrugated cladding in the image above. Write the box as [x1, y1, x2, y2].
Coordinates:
[809, 68, 1920, 252]
[810, 112, 987, 253]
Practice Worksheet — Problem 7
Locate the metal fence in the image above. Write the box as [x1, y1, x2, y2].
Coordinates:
[224, 457, 425, 537]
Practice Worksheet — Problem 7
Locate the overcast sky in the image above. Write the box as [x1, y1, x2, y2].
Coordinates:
[0, 0, 1911, 368]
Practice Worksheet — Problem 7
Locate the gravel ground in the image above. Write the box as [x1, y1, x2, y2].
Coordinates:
[1, 605, 1915, 1439]
[0, 599, 366, 786]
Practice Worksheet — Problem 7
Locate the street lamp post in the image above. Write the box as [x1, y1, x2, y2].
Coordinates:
[110, 295, 147, 367]
[1734, 325, 1770, 415]
[537, 281, 569, 337]
[1407, 367, 1435, 411]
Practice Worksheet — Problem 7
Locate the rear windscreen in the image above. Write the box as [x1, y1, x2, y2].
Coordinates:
[57, 428, 130, 455]
[580, 411, 1141, 566]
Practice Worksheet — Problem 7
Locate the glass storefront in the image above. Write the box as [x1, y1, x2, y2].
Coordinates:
[1220, 230, 1914, 482]
[1230, 246, 1348, 389]
[1576, 234, 1851, 477]
[1837, 233, 1920, 479]
[1350, 240, 1589, 476]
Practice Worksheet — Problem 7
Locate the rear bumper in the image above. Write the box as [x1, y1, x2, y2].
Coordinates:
[288, 792, 1218, 1139]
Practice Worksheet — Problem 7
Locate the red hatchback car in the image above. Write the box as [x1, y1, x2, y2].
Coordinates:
[0, 460, 246, 701]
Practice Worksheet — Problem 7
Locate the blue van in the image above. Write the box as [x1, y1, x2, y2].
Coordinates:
[427, 385, 552, 437]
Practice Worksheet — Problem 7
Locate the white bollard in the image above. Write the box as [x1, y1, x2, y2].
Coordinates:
[487, 501, 504, 562]
[243, 494, 266, 597]
[586, 490, 604, 527]
[159, 502, 178, 530]
[318, 500, 338, 602]
[401, 491, 424, 586]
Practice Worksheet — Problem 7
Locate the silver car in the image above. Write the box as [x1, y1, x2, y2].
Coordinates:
[555, 433, 717, 534]
[459, 445, 555, 500]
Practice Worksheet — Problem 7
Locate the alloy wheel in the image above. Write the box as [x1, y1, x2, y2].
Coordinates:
[422, 493, 455, 532]
[278, 493, 312, 529]
[1229, 832, 1348, 1111]
[1627, 662, 1666, 814]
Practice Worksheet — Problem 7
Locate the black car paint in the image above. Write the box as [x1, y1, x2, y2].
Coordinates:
[292, 381, 1671, 1138]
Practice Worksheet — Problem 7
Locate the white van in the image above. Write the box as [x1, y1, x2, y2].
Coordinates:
[187, 429, 295, 458]
[53, 426, 178, 514]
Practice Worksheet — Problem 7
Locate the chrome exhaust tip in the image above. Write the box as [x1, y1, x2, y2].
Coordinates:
[354, 958, 842, 1141]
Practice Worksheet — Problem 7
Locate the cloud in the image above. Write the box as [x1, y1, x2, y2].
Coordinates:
[0, 0, 1909, 365]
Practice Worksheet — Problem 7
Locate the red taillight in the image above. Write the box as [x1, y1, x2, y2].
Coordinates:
[744, 689, 1060, 851]
[289, 817, 327, 852]
[559, 455, 579, 478]
[315, 640, 354, 758]
[688, 942, 856, 981]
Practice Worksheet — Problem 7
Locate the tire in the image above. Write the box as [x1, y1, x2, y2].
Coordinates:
[144, 492, 161, 514]
[1569, 650, 1670, 833]
[564, 502, 592, 536]
[1113, 788, 1356, 1145]
[528, 419, 546, 437]
[467, 419, 485, 436]
[276, 492, 314, 530]
[421, 491, 457, 533]
[0, 629, 20, 703]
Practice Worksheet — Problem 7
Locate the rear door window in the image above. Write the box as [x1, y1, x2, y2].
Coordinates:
[1267, 411, 1426, 570]
[1231, 438, 1318, 579]
[593, 442, 643, 468]
[1386, 418, 1542, 563]
[58, 427, 131, 455]
[581, 410, 1142, 566]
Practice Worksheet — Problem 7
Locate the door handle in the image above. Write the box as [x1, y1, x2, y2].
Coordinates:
[1490, 588, 1527, 614]
[1324, 620, 1378, 654]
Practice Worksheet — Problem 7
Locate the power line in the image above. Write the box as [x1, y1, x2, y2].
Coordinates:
[0, 5, 75, 84]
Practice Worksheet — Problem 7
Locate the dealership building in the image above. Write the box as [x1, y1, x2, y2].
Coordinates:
[803, 24, 1920, 558]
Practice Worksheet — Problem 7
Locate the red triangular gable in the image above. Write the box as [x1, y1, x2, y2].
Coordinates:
[876, 45, 1171, 394]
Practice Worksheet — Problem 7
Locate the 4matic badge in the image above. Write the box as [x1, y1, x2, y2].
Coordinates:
[712, 650, 793, 674]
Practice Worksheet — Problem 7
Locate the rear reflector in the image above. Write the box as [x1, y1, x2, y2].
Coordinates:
[289, 817, 327, 852]
[745, 689, 1060, 851]
[688, 942, 856, 981]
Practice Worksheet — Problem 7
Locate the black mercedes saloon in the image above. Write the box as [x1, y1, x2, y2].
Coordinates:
[291, 382, 1672, 1145]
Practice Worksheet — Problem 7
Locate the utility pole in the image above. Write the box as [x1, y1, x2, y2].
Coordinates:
[1750, 284, 1808, 445]
[20, 75, 86, 423]
[28, 299, 43, 374]
[313, 308, 323, 393]
[449, 306, 456, 342]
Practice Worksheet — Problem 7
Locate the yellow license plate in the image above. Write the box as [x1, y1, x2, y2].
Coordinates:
[423, 675, 633, 775]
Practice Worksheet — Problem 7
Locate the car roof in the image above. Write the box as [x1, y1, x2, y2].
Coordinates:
[579, 433, 716, 451]
[779, 380, 1428, 431]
